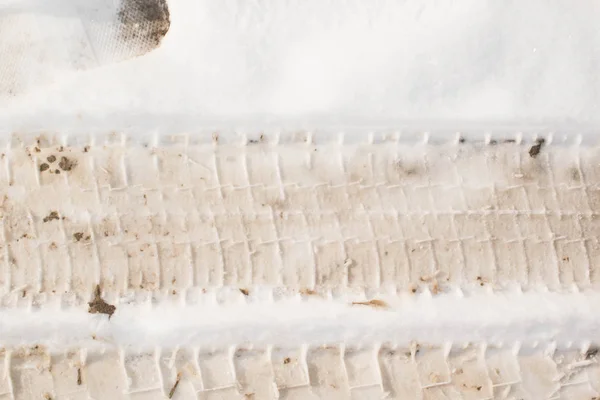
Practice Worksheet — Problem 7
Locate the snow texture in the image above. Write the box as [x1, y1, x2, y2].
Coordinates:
[0, 1, 600, 398]
[1, 0, 600, 130]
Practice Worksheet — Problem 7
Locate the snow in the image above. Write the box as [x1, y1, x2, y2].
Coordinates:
[1, 2, 600, 397]
[0, 289, 597, 351]
[1, 0, 600, 131]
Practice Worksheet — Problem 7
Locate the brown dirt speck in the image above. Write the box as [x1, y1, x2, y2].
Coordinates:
[46, 155, 56, 163]
[88, 285, 116, 319]
[39, 163, 50, 172]
[43, 211, 60, 223]
[283, 357, 291, 364]
[239, 288, 249, 296]
[528, 138, 545, 158]
[351, 299, 388, 309]
[73, 232, 84, 242]
[77, 368, 82, 385]
[58, 156, 76, 171]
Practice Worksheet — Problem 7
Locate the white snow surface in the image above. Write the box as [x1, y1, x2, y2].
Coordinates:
[4, 289, 600, 351]
[1, 0, 600, 131]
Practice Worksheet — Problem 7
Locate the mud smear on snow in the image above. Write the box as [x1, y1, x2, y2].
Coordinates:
[528, 138, 545, 158]
[88, 286, 116, 319]
[117, 0, 171, 54]
[0, 0, 170, 99]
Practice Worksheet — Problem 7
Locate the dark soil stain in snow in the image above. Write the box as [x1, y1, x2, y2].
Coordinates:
[529, 138, 545, 158]
[43, 211, 60, 223]
[58, 156, 77, 171]
[88, 285, 116, 319]
[117, 0, 171, 47]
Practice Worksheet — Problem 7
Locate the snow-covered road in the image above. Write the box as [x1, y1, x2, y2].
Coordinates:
[1, 1, 600, 398]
